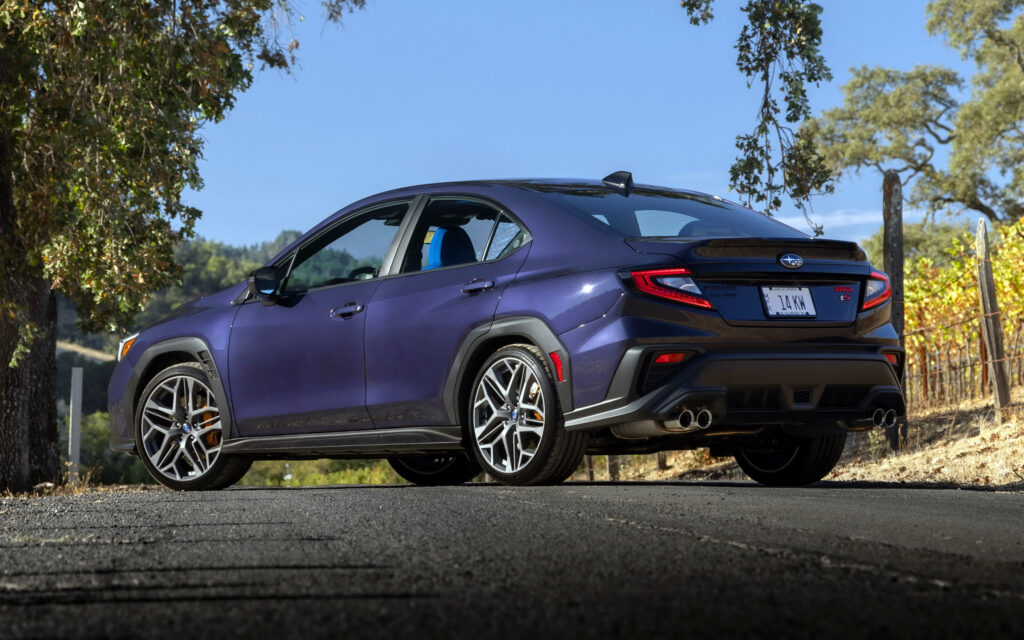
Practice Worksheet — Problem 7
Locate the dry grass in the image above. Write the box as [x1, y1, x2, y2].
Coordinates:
[0, 484, 160, 500]
[610, 389, 1024, 489]
[0, 465, 159, 500]
[834, 399, 1024, 489]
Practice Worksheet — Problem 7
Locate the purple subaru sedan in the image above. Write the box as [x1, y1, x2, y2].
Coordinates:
[108, 172, 905, 489]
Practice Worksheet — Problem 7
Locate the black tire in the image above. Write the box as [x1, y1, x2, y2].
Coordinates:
[734, 432, 847, 486]
[467, 344, 587, 486]
[134, 363, 252, 491]
[387, 454, 481, 486]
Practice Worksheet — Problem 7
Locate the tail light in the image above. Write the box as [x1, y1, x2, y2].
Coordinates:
[630, 268, 713, 310]
[861, 271, 892, 310]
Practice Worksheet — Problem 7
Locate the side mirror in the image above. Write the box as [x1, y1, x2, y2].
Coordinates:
[247, 266, 283, 303]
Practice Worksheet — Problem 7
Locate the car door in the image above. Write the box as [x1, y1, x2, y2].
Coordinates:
[364, 196, 532, 428]
[228, 200, 413, 437]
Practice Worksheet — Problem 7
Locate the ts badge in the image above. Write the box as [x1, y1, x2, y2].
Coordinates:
[835, 286, 853, 303]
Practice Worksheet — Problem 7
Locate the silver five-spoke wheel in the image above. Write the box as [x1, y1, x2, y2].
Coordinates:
[140, 373, 223, 482]
[472, 355, 547, 474]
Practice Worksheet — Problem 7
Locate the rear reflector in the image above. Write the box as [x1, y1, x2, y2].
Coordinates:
[885, 353, 899, 365]
[654, 352, 688, 364]
[549, 351, 564, 382]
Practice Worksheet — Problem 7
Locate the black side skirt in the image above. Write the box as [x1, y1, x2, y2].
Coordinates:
[220, 426, 463, 458]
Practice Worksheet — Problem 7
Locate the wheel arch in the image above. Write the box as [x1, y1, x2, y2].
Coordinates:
[444, 317, 574, 431]
[128, 337, 236, 440]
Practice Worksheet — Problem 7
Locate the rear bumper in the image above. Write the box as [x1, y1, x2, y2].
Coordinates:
[563, 346, 905, 432]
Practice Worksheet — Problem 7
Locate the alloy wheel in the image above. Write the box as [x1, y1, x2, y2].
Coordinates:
[139, 374, 223, 482]
[472, 356, 546, 474]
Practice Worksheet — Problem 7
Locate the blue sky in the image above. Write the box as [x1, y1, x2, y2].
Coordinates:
[186, 0, 974, 247]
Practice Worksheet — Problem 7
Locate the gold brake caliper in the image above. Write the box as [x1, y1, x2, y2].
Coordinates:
[529, 382, 542, 420]
[203, 413, 220, 447]
[199, 390, 219, 447]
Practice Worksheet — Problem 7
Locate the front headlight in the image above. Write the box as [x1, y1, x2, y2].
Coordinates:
[117, 333, 139, 362]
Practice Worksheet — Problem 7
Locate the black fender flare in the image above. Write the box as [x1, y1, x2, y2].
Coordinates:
[127, 337, 236, 440]
[443, 316, 574, 427]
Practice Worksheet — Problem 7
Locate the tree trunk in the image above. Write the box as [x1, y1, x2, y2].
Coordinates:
[0, 93, 60, 493]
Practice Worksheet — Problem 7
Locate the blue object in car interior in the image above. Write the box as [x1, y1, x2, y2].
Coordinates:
[426, 226, 475, 269]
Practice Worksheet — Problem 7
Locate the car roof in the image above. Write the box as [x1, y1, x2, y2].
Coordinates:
[371, 178, 726, 202]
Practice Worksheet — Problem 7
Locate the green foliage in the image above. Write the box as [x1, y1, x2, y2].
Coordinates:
[0, 0, 363, 350]
[59, 412, 151, 485]
[239, 459, 404, 487]
[681, 0, 834, 221]
[810, 1, 1024, 223]
[860, 220, 970, 268]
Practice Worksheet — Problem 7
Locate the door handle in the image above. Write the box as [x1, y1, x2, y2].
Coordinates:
[331, 302, 365, 319]
[461, 279, 495, 294]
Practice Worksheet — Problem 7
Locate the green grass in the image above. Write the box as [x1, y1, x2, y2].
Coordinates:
[238, 459, 405, 487]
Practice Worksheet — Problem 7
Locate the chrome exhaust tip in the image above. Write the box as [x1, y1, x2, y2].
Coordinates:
[696, 409, 713, 429]
[677, 409, 695, 430]
[872, 408, 886, 428]
[884, 409, 898, 428]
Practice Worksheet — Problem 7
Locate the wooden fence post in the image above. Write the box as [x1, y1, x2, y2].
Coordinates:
[584, 456, 595, 482]
[976, 219, 1011, 419]
[883, 171, 908, 449]
[883, 171, 905, 345]
[657, 452, 669, 471]
[607, 455, 620, 481]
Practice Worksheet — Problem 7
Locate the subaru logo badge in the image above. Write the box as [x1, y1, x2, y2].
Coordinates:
[779, 253, 804, 269]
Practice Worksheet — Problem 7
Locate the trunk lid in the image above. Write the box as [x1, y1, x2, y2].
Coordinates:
[626, 237, 872, 326]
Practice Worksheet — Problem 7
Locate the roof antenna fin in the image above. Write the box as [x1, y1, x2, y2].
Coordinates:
[602, 170, 634, 196]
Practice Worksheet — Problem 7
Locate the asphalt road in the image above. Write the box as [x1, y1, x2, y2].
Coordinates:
[1, 482, 1022, 639]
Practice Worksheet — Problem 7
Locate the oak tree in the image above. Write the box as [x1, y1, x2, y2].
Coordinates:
[811, 0, 1024, 223]
[0, 1, 363, 492]
[681, 0, 834, 228]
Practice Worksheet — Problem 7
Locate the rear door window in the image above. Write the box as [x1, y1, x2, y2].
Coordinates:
[400, 199, 529, 273]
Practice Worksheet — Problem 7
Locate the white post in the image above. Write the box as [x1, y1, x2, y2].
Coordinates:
[68, 366, 83, 484]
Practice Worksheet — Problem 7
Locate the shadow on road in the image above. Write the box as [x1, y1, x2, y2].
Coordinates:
[226, 479, 1024, 492]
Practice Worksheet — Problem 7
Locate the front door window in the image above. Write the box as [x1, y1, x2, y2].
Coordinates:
[284, 201, 409, 294]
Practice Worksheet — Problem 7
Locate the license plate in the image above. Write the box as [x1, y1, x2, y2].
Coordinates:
[761, 286, 816, 317]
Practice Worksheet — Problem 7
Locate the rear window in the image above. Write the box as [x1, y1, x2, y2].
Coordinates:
[538, 189, 807, 240]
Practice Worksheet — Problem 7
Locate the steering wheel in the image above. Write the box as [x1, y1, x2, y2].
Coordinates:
[349, 265, 378, 281]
